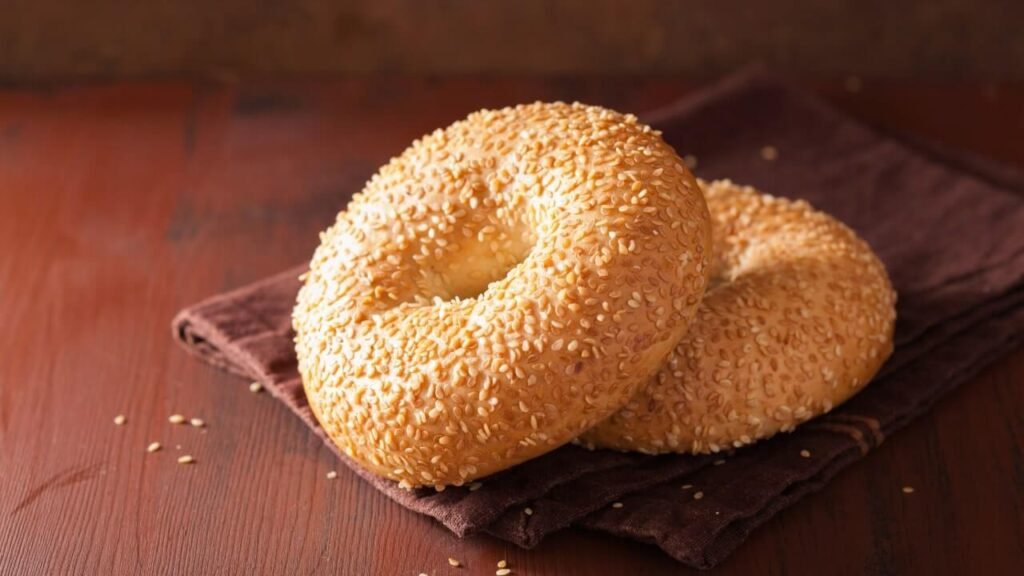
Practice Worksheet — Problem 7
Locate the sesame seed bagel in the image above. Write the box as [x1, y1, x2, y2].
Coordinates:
[580, 179, 896, 454]
[294, 102, 712, 488]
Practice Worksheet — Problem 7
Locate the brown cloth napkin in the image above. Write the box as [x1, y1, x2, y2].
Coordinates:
[172, 70, 1024, 569]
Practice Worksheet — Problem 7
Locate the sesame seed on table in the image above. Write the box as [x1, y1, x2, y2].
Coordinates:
[0, 78, 1021, 575]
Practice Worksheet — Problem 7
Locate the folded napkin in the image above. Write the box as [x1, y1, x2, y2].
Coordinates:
[172, 69, 1024, 569]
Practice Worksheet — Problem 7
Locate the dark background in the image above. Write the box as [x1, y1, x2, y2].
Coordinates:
[1, 0, 1021, 82]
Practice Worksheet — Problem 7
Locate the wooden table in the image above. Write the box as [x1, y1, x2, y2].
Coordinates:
[1, 78, 1021, 575]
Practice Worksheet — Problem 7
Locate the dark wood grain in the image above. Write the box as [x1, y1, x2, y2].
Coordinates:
[0, 78, 1021, 575]
[3, 1, 1024, 81]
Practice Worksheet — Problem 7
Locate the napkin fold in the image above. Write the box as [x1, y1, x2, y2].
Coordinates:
[172, 69, 1024, 569]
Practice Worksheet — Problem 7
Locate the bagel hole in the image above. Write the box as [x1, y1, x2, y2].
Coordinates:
[704, 241, 733, 293]
[441, 225, 535, 300]
[706, 274, 728, 293]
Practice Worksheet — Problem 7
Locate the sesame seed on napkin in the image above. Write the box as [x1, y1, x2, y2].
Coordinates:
[172, 69, 1024, 569]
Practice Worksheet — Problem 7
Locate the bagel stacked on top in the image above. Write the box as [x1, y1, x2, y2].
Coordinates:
[294, 102, 712, 488]
[294, 102, 896, 489]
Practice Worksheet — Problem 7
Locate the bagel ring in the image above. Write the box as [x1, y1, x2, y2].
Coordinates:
[580, 180, 896, 454]
[294, 102, 712, 487]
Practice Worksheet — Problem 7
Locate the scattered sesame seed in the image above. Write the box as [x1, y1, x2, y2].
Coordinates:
[113, 415, 126, 426]
[760, 146, 779, 161]
[189, 418, 205, 428]
[496, 569, 511, 576]
[681, 484, 693, 490]
[611, 501, 624, 509]
[713, 459, 726, 466]
[249, 382, 264, 393]
[146, 442, 162, 453]
[468, 482, 483, 492]
[524, 507, 533, 516]
[447, 558, 461, 567]
[902, 486, 914, 494]
[800, 449, 811, 458]
[693, 491, 704, 500]
[177, 455, 195, 465]
[326, 471, 338, 479]
[497, 560, 507, 568]
[168, 414, 186, 425]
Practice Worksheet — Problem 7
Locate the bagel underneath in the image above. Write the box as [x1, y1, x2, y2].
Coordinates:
[580, 180, 896, 454]
[294, 102, 712, 488]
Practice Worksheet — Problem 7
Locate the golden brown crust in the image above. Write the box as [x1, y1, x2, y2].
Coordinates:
[293, 102, 711, 487]
[580, 180, 896, 454]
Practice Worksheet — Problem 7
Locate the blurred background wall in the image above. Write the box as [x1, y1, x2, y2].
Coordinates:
[1, 0, 1020, 82]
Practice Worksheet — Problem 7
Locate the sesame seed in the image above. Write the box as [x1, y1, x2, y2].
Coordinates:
[760, 146, 778, 161]
[168, 414, 186, 425]
[468, 482, 483, 491]
[177, 455, 195, 465]
[693, 491, 704, 500]
[113, 415, 126, 426]
[681, 484, 693, 490]
[496, 569, 511, 576]
[497, 560, 507, 568]
[713, 459, 725, 466]
[800, 449, 811, 458]
[249, 382, 264, 393]
[447, 558, 461, 567]
[326, 471, 338, 479]
[524, 507, 533, 516]
[189, 418, 205, 428]
[611, 501, 623, 509]
[902, 486, 914, 494]
[146, 442, 162, 453]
